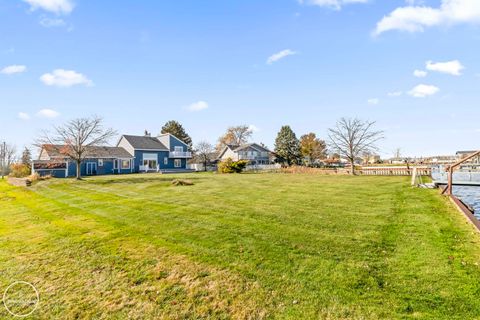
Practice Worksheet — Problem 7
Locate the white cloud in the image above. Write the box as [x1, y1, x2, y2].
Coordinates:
[388, 91, 403, 97]
[186, 101, 208, 112]
[40, 69, 93, 87]
[298, 0, 368, 10]
[1, 65, 27, 75]
[39, 17, 66, 27]
[374, 0, 480, 36]
[426, 60, 464, 76]
[248, 124, 260, 132]
[23, 0, 74, 15]
[267, 49, 297, 65]
[413, 69, 427, 77]
[37, 108, 60, 118]
[367, 98, 380, 105]
[408, 84, 440, 98]
[18, 112, 31, 120]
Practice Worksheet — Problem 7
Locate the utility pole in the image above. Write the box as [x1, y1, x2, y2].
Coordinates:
[1, 141, 5, 179]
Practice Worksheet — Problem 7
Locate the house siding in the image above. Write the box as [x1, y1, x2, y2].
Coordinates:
[134, 149, 188, 171]
[64, 158, 133, 177]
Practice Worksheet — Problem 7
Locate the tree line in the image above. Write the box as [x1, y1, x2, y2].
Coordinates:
[2, 115, 382, 179]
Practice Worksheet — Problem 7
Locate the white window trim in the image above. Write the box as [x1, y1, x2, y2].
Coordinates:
[164, 157, 168, 165]
[174, 146, 183, 152]
[98, 159, 104, 167]
[143, 153, 158, 161]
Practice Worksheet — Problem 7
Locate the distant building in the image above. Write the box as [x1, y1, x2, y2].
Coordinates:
[217, 143, 273, 165]
[362, 154, 381, 165]
[456, 150, 480, 163]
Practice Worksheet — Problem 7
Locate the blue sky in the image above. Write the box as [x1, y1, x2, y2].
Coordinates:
[1, 0, 479, 157]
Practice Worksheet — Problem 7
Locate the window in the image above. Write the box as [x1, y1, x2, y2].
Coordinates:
[98, 159, 104, 167]
[174, 146, 183, 152]
[143, 159, 157, 169]
[174, 159, 181, 168]
[143, 153, 157, 169]
[164, 157, 168, 165]
[121, 159, 130, 169]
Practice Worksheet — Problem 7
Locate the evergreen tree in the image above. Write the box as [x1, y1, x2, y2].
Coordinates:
[160, 120, 193, 149]
[274, 126, 301, 166]
[21, 147, 32, 167]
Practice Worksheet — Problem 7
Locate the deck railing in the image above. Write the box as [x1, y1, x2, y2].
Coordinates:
[169, 151, 192, 158]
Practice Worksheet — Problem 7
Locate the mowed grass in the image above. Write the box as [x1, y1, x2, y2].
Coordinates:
[1, 173, 480, 319]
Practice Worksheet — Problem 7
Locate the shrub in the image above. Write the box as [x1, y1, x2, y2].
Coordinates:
[27, 173, 52, 182]
[218, 158, 249, 174]
[9, 163, 31, 178]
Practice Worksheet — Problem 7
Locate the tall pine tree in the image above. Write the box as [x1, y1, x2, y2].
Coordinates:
[21, 147, 32, 168]
[160, 120, 193, 149]
[274, 126, 301, 166]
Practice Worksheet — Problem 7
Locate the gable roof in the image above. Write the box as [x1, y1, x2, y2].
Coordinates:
[234, 143, 271, 153]
[456, 150, 478, 155]
[216, 143, 272, 159]
[42, 145, 133, 159]
[157, 133, 190, 148]
[121, 135, 169, 150]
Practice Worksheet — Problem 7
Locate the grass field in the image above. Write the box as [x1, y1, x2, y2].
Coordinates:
[1, 173, 480, 319]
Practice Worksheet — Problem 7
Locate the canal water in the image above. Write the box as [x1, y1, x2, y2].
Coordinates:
[453, 186, 480, 219]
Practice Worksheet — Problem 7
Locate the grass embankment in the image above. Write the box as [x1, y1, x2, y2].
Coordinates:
[1, 173, 480, 319]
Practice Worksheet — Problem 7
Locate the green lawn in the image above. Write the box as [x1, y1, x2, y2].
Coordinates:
[1, 173, 480, 319]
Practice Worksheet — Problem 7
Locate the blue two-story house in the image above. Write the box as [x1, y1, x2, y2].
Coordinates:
[33, 132, 193, 178]
[117, 133, 192, 173]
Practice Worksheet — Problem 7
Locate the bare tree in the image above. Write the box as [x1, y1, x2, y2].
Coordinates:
[0, 142, 16, 179]
[328, 118, 384, 175]
[217, 125, 253, 151]
[37, 116, 117, 180]
[195, 141, 215, 172]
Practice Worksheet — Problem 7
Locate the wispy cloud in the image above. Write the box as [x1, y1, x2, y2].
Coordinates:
[367, 98, 380, 105]
[248, 124, 260, 132]
[18, 112, 31, 120]
[267, 49, 297, 65]
[22, 0, 74, 15]
[388, 91, 403, 97]
[298, 0, 368, 10]
[374, 0, 480, 36]
[37, 108, 60, 118]
[39, 17, 66, 27]
[40, 69, 93, 87]
[413, 69, 427, 78]
[1, 65, 27, 75]
[408, 84, 440, 98]
[426, 60, 464, 76]
[186, 101, 209, 112]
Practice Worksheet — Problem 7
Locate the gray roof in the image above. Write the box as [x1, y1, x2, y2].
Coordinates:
[234, 143, 271, 153]
[122, 135, 168, 150]
[43, 145, 133, 159]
